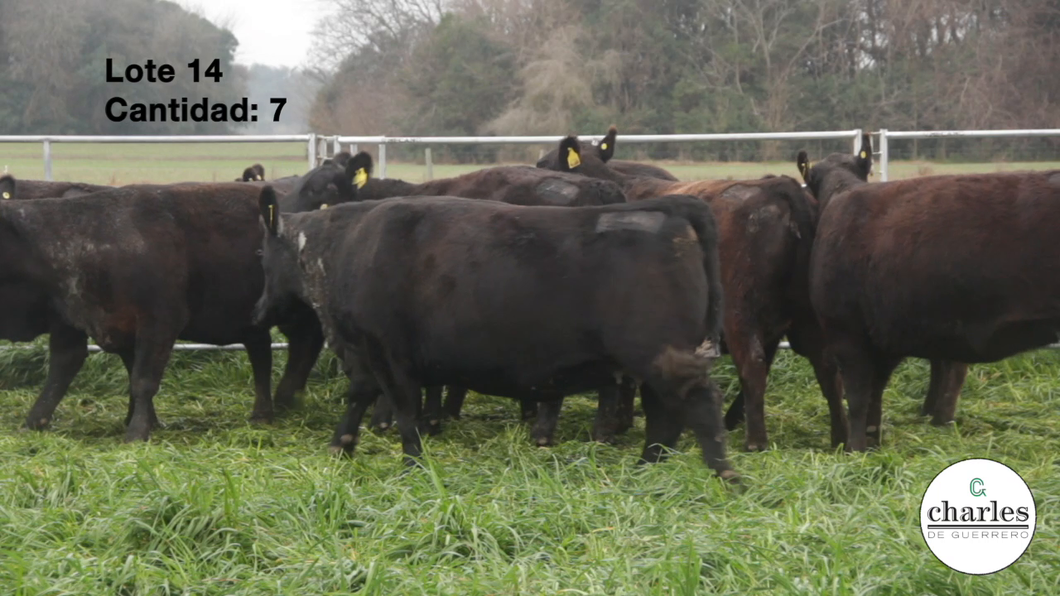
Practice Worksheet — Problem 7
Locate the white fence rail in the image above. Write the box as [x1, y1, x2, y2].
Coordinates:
[876, 128, 1060, 181]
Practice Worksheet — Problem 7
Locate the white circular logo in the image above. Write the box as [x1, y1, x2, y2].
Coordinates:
[920, 458, 1036, 575]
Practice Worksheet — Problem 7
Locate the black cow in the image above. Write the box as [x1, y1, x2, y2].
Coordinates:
[236, 163, 266, 182]
[537, 126, 680, 181]
[2, 183, 326, 440]
[0, 174, 113, 199]
[796, 136, 968, 427]
[809, 167, 1060, 451]
[536, 134, 843, 452]
[295, 151, 634, 441]
[254, 189, 736, 480]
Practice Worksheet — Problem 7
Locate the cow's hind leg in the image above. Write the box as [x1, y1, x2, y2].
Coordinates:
[531, 398, 562, 446]
[833, 339, 899, 452]
[274, 318, 325, 412]
[370, 394, 394, 432]
[243, 331, 275, 423]
[22, 323, 88, 430]
[123, 331, 178, 442]
[615, 376, 637, 434]
[330, 360, 380, 456]
[865, 354, 902, 448]
[727, 329, 772, 452]
[362, 342, 425, 466]
[421, 386, 444, 436]
[922, 360, 967, 426]
[442, 386, 468, 420]
[787, 317, 847, 449]
[592, 383, 622, 444]
[637, 384, 684, 464]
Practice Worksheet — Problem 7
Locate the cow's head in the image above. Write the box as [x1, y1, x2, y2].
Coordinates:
[255, 186, 306, 325]
[796, 132, 873, 202]
[0, 175, 15, 200]
[536, 129, 620, 180]
[237, 164, 265, 182]
[288, 151, 371, 211]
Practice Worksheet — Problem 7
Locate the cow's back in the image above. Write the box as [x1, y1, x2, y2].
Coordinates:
[812, 170, 1060, 361]
[411, 167, 627, 206]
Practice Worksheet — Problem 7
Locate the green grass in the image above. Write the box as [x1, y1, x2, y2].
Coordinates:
[0, 339, 1057, 595]
[3, 142, 1057, 186]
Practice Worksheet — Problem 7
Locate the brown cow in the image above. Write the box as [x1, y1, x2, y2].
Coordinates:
[796, 136, 968, 427]
[539, 134, 846, 452]
[809, 167, 1060, 451]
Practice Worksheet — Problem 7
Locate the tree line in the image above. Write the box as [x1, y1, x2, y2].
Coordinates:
[307, 0, 1060, 161]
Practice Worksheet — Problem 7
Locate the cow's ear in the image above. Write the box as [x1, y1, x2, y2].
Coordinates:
[346, 151, 373, 189]
[796, 151, 811, 183]
[259, 186, 281, 236]
[597, 125, 617, 162]
[559, 135, 582, 172]
[856, 132, 873, 176]
[253, 163, 265, 181]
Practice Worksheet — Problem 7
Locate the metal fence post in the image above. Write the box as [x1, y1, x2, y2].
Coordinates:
[332, 136, 341, 159]
[879, 129, 889, 181]
[307, 133, 317, 170]
[378, 142, 387, 179]
[425, 148, 433, 180]
[853, 128, 863, 154]
[43, 140, 53, 181]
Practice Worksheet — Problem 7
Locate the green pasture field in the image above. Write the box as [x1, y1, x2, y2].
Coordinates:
[2, 141, 1058, 185]
[0, 340, 1057, 594]
[0, 141, 1058, 593]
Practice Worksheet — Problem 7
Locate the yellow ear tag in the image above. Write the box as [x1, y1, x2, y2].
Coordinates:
[320, 203, 328, 209]
[353, 168, 368, 189]
[859, 151, 867, 159]
[1, 192, 9, 199]
[256, 175, 263, 181]
[601, 143, 608, 151]
[567, 147, 581, 169]
[268, 204, 275, 228]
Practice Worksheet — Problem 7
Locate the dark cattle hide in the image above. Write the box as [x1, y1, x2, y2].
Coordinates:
[810, 168, 1060, 451]
[255, 189, 736, 480]
[0, 174, 113, 200]
[1, 182, 326, 440]
[538, 134, 843, 452]
[797, 135, 969, 428]
[536, 126, 680, 181]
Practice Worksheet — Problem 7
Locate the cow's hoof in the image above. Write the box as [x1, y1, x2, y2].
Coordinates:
[719, 469, 740, 484]
[744, 441, 768, 453]
[22, 417, 50, 431]
[534, 436, 553, 447]
[930, 416, 954, 427]
[123, 428, 151, 443]
[248, 413, 273, 425]
[420, 420, 443, 437]
[371, 422, 391, 434]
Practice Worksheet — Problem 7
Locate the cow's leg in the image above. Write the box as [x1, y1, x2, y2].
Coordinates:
[520, 399, 538, 421]
[637, 384, 683, 464]
[865, 355, 902, 449]
[723, 340, 781, 434]
[119, 350, 159, 430]
[679, 380, 736, 480]
[363, 343, 424, 466]
[22, 323, 88, 430]
[123, 332, 177, 442]
[369, 394, 394, 432]
[591, 384, 622, 444]
[530, 398, 562, 446]
[834, 340, 899, 452]
[243, 331, 275, 423]
[421, 386, 444, 436]
[924, 360, 968, 426]
[442, 386, 468, 420]
[274, 319, 325, 412]
[329, 360, 380, 456]
[727, 330, 771, 451]
[787, 318, 848, 449]
[615, 376, 637, 434]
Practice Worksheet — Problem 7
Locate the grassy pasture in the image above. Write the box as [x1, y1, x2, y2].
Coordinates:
[0, 142, 1057, 593]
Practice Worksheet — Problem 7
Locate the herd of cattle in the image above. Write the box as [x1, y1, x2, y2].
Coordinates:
[2, 126, 1057, 482]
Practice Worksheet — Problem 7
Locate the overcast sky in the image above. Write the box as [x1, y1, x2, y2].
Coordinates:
[178, 0, 329, 68]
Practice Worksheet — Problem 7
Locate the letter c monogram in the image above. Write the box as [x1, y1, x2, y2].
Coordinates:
[970, 478, 986, 497]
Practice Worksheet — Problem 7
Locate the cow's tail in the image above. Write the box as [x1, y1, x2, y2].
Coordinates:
[662, 195, 724, 348]
[765, 175, 818, 309]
